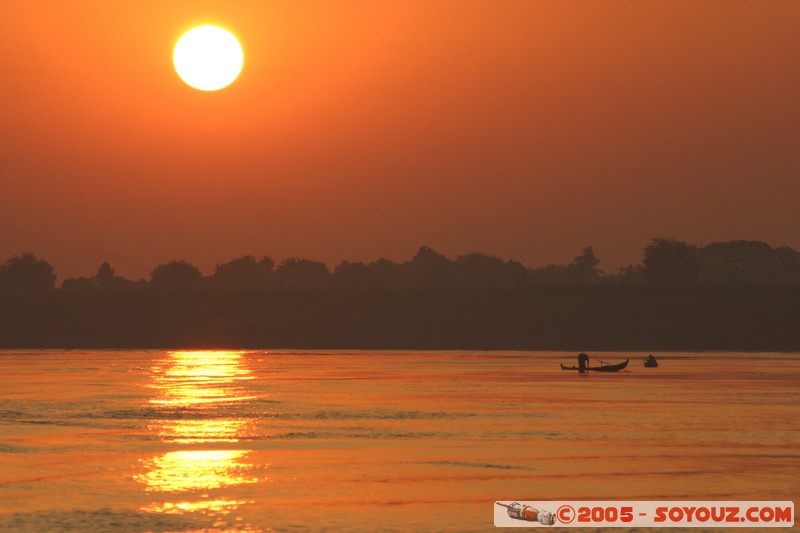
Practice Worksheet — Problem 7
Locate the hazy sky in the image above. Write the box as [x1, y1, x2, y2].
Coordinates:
[2, 2, 799, 280]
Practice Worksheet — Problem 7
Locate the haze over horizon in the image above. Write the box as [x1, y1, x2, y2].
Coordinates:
[3, 2, 799, 280]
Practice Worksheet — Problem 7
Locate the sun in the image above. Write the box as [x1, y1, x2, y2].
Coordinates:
[173, 25, 244, 91]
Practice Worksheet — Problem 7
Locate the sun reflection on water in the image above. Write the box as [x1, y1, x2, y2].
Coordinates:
[138, 450, 258, 492]
[149, 350, 256, 407]
[141, 498, 254, 516]
[158, 418, 246, 444]
[137, 350, 264, 529]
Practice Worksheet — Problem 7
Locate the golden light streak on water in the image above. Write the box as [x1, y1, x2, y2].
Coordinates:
[138, 351, 261, 522]
[157, 418, 246, 444]
[141, 498, 255, 515]
[149, 351, 256, 407]
[136, 450, 259, 492]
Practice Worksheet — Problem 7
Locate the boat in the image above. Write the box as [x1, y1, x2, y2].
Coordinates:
[643, 355, 659, 368]
[560, 359, 629, 372]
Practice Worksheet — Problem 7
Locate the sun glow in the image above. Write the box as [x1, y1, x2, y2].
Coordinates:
[173, 25, 244, 91]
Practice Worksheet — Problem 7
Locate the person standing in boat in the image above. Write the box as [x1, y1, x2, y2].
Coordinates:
[577, 353, 590, 373]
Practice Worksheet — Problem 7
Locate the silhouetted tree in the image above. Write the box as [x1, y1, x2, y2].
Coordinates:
[774, 246, 800, 284]
[62, 262, 135, 290]
[95, 262, 115, 284]
[275, 258, 329, 289]
[0, 253, 56, 291]
[643, 238, 700, 284]
[333, 261, 369, 288]
[333, 258, 411, 289]
[61, 277, 95, 291]
[568, 246, 602, 284]
[604, 264, 647, 286]
[368, 258, 405, 288]
[95, 262, 135, 289]
[526, 264, 572, 286]
[699, 240, 792, 285]
[213, 255, 275, 289]
[361, 258, 406, 288]
[408, 246, 454, 287]
[150, 260, 203, 289]
[524, 247, 602, 287]
[454, 252, 527, 287]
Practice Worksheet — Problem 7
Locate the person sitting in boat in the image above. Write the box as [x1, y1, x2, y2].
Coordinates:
[644, 354, 658, 367]
[577, 353, 590, 373]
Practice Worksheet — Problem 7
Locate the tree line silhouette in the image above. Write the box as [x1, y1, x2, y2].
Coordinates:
[2, 238, 799, 350]
[3, 238, 800, 292]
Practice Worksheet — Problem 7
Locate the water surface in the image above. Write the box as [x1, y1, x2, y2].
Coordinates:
[1, 350, 798, 531]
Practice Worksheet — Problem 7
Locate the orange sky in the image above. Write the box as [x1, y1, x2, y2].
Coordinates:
[2, 2, 799, 280]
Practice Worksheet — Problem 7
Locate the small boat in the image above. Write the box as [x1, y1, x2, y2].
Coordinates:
[560, 359, 629, 372]
[643, 355, 659, 368]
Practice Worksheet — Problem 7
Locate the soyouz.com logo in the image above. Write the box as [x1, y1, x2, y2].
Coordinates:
[493, 501, 794, 528]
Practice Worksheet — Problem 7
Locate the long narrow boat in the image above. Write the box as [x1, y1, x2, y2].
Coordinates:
[560, 359, 629, 372]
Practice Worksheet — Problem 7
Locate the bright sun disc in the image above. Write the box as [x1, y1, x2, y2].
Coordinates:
[174, 25, 243, 91]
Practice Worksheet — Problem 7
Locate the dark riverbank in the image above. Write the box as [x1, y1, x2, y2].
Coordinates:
[2, 286, 798, 351]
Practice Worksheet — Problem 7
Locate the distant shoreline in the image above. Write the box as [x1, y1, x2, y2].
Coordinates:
[3, 286, 799, 351]
[1, 348, 797, 355]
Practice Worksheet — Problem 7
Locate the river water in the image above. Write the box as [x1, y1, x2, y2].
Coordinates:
[0, 350, 797, 532]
